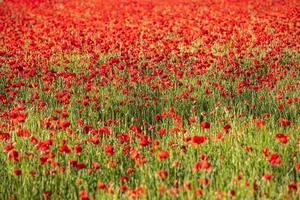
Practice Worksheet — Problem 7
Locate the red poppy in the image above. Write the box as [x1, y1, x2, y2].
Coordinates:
[14, 168, 22, 176]
[103, 144, 115, 156]
[18, 128, 30, 137]
[192, 135, 208, 145]
[43, 191, 51, 199]
[154, 114, 161, 121]
[189, 116, 197, 123]
[60, 121, 71, 129]
[194, 188, 205, 196]
[120, 185, 128, 192]
[139, 136, 151, 146]
[262, 173, 272, 181]
[288, 182, 297, 191]
[278, 118, 290, 126]
[268, 153, 281, 165]
[120, 175, 129, 182]
[256, 119, 264, 128]
[73, 144, 83, 154]
[200, 121, 211, 129]
[193, 160, 212, 171]
[127, 168, 134, 174]
[59, 144, 71, 154]
[97, 182, 106, 190]
[275, 133, 289, 144]
[79, 190, 89, 200]
[157, 150, 169, 160]
[8, 149, 20, 162]
[158, 169, 168, 178]
[223, 123, 231, 132]
[157, 128, 167, 135]
[4, 143, 14, 152]
[295, 163, 300, 172]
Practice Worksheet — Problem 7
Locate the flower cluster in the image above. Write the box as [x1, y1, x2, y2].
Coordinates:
[0, 0, 299, 199]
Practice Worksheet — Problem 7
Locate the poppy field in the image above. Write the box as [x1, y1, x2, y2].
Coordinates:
[0, 0, 300, 199]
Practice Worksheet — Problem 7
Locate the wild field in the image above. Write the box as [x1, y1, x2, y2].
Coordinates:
[0, 0, 299, 199]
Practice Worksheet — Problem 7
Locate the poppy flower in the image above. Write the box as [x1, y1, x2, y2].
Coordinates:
[97, 181, 106, 190]
[75, 162, 86, 170]
[192, 135, 208, 145]
[256, 119, 264, 128]
[223, 123, 231, 132]
[18, 128, 30, 137]
[193, 160, 212, 172]
[79, 190, 89, 200]
[8, 149, 20, 162]
[278, 118, 290, 126]
[157, 128, 167, 135]
[157, 150, 169, 160]
[275, 133, 289, 144]
[14, 168, 22, 176]
[92, 162, 100, 170]
[158, 169, 168, 178]
[288, 182, 297, 191]
[127, 168, 134, 174]
[200, 121, 211, 129]
[16, 112, 27, 123]
[120, 175, 129, 182]
[189, 116, 197, 123]
[194, 188, 204, 196]
[43, 191, 51, 199]
[262, 173, 272, 181]
[120, 185, 128, 192]
[278, 104, 284, 111]
[60, 121, 70, 129]
[295, 163, 300, 172]
[4, 143, 14, 152]
[59, 144, 71, 154]
[103, 144, 114, 156]
[197, 178, 209, 185]
[73, 144, 83, 154]
[229, 190, 236, 197]
[154, 114, 161, 121]
[268, 153, 281, 165]
[139, 136, 151, 146]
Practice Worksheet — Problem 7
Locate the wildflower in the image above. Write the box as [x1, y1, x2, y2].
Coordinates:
[200, 121, 211, 129]
[157, 150, 169, 160]
[192, 135, 208, 145]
